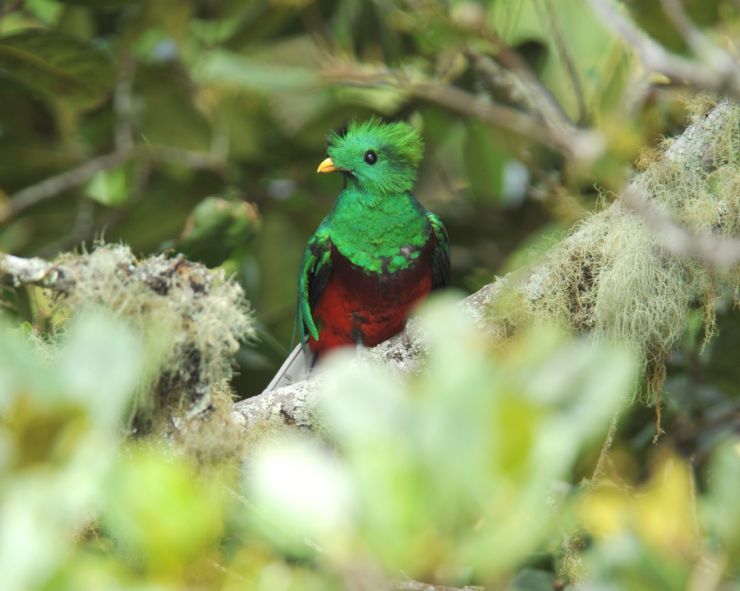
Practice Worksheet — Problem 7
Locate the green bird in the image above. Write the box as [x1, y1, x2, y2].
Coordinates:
[265, 118, 449, 390]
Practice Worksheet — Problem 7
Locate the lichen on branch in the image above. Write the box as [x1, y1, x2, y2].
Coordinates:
[1, 244, 254, 436]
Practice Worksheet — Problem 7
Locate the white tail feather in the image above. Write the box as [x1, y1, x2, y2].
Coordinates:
[261, 344, 314, 393]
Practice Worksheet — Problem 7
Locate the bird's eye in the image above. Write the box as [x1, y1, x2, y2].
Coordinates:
[364, 150, 378, 165]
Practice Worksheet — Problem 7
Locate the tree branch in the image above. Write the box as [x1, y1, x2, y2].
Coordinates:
[619, 185, 740, 268]
[2, 145, 227, 225]
[0, 252, 74, 291]
[5, 150, 135, 222]
[232, 98, 738, 431]
[589, 0, 740, 100]
[321, 60, 601, 161]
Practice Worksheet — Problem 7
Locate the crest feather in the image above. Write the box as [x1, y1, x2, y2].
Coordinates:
[327, 116, 423, 167]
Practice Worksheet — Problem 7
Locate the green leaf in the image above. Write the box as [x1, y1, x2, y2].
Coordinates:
[25, 0, 64, 24]
[463, 122, 508, 203]
[56, 0, 136, 8]
[0, 30, 113, 109]
[193, 49, 318, 92]
[85, 166, 129, 207]
[178, 196, 260, 267]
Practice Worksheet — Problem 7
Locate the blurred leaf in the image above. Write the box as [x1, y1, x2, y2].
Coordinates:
[463, 122, 506, 202]
[56, 0, 135, 8]
[0, 30, 113, 109]
[246, 434, 354, 556]
[702, 440, 740, 571]
[103, 445, 226, 574]
[134, 63, 212, 150]
[85, 166, 129, 207]
[25, 0, 64, 24]
[489, 0, 629, 121]
[0, 311, 143, 591]
[178, 196, 260, 267]
[511, 568, 557, 591]
[306, 298, 636, 577]
[194, 49, 317, 92]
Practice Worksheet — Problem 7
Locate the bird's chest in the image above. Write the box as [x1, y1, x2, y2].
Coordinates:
[311, 237, 435, 351]
[328, 196, 429, 273]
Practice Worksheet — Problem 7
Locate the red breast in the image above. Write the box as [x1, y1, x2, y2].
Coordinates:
[308, 237, 436, 357]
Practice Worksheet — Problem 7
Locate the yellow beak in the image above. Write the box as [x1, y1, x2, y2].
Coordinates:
[317, 157, 340, 174]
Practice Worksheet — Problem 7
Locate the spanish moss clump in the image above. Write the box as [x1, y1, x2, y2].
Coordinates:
[495, 99, 739, 404]
[51, 244, 255, 432]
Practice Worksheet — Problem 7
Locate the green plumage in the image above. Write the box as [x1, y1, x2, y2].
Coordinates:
[298, 118, 450, 351]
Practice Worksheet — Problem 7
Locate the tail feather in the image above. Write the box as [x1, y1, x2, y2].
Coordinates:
[262, 344, 314, 393]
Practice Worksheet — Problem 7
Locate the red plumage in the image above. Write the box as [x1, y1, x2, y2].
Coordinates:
[307, 237, 436, 357]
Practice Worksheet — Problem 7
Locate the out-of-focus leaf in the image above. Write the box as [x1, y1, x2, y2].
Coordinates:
[102, 446, 226, 574]
[25, 0, 63, 24]
[194, 49, 317, 92]
[134, 63, 212, 150]
[0, 311, 143, 591]
[464, 122, 506, 202]
[56, 0, 136, 8]
[511, 568, 557, 591]
[0, 30, 113, 109]
[85, 166, 129, 207]
[489, 0, 629, 121]
[246, 434, 354, 556]
[307, 297, 636, 577]
[702, 440, 740, 571]
[178, 196, 260, 267]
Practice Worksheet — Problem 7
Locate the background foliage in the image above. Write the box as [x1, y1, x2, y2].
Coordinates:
[0, 0, 738, 589]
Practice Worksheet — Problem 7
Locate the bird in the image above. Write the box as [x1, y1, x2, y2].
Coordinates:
[263, 118, 449, 392]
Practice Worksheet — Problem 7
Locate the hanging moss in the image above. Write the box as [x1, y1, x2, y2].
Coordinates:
[490, 100, 739, 404]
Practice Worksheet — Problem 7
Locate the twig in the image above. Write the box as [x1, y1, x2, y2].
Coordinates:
[5, 149, 134, 221]
[589, 0, 740, 100]
[619, 185, 740, 268]
[590, 411, 621, 483]
[3, 145, 226, 224]
[0, 253, 73, 291]
[146, 144, 226, 171]
[322, 60, 601, 160]
[464, 48, 576, 136]
[659, 0, 724, 63]
[114, 51, 135, 153]
[231, 99, 737, 433]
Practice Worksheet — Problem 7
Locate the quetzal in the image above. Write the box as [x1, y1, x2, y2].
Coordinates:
[264, 118, 449, 391]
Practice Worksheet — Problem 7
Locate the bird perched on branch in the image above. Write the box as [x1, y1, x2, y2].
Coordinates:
[264, 118, 449, 391]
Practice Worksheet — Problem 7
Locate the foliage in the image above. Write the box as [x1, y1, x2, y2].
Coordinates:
[0, 302, 738, 590]
[51, 243, 254, 430]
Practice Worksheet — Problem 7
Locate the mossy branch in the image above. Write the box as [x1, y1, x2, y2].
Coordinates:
[2, 101, 737, 435]
[233, 98, 739, 429]
[1, 245, 254, 435]
[0, 252, 74, 291]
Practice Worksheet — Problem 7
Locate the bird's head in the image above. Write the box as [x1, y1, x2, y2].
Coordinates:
[317, 117, 423, 195]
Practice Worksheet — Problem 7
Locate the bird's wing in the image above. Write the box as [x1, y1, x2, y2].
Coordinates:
[298, 226, 333, 344]
[426, 211, 450, 288]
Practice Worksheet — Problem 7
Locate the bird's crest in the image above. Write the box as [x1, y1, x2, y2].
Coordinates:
[327, 117, 423, 168]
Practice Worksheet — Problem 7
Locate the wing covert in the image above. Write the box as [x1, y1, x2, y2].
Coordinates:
[298, 227, 332, 344]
